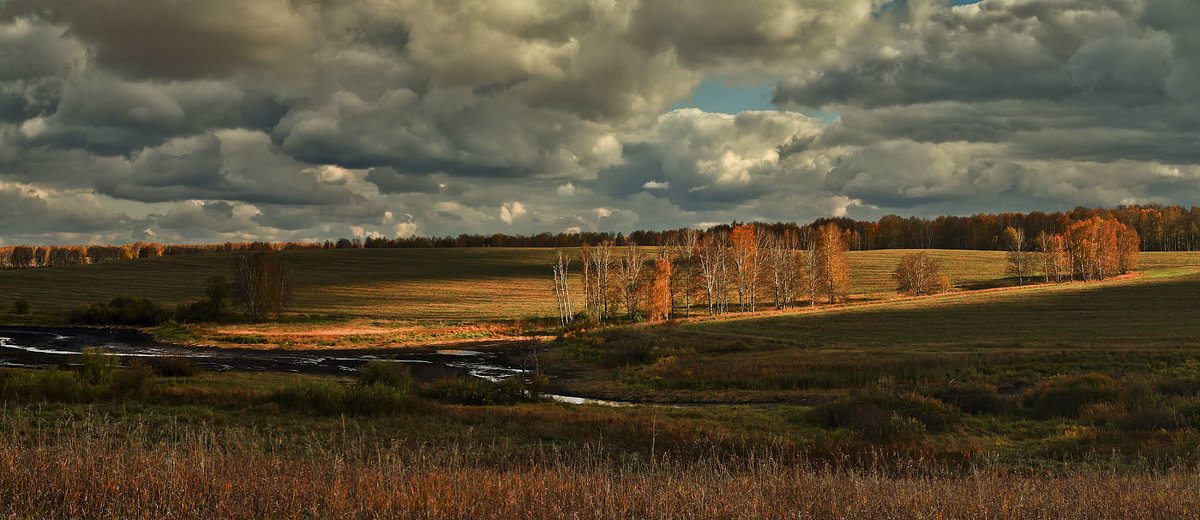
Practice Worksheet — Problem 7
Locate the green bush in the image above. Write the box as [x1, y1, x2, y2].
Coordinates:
[1025, 373, 1124, 418]
[270, 381, 346, 414]
[356, 361, 415, 392]
[108, 361, 154, 396]
[270, 379, 415, 415]
[76, 348, 120, 386]
[12, 298, 30, 315]
[934, 381, 1003, 415]
[422, 377, 529, 406]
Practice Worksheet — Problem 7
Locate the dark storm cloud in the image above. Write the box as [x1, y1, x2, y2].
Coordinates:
[1, 0, 1200, 244]
[1, 0, 313, 79]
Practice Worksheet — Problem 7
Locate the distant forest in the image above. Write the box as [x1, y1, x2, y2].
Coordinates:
[388, 204, 1200, 252]
[2, 204, 1199, 270]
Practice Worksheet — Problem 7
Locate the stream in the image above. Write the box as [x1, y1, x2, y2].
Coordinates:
[0, 326, 627, 406]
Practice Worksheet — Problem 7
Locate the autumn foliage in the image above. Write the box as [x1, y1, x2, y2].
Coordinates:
[647, 256, 672, 321]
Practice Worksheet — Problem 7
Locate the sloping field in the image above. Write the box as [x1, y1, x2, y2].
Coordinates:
[556, 252, 1200, 402]
[0, 248, 1193, 328]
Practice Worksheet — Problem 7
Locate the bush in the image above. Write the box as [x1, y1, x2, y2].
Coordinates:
[174, 300, 216, 324]
[270, 381, 346, 414]
[343, 384, 414, 415]
[12, 298, 30, 315]
[76, 348, 120, 386]
[1024, 373, 1123, 418]
[601, 330, 658, 368]
[356, 361, 415, 392]
[422, 377, 529, 406]
[808, 387, 961, 442]
[108, 361, 154, 396]
[270, 379, 415, 415]
[934, 381, 1003, 415]
[70, 298, 169, 326]
[151, 356, 203, 378]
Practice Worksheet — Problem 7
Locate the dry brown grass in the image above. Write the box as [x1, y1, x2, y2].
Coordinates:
[2, 414, 1199, 519]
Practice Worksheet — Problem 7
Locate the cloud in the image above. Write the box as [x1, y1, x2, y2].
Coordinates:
[0, 1, 1199, 243]
[499, 201, 527, 225]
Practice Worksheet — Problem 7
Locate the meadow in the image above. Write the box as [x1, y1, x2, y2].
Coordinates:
[3, 247, 1184, 348]
[0, 247, 1199, 517]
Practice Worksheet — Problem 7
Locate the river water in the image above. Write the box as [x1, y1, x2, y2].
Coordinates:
[0, 326, 627, 406]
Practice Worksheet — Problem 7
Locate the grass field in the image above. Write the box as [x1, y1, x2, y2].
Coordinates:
[0, 248, 1193, 348]
[1, 248, 1200, 516]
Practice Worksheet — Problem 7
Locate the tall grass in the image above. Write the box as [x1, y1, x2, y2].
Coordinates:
[0, 412, 1197, 519]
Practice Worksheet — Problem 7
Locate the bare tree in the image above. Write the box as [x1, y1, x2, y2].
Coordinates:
[1003, 226, 1029, 286]
[698, 231, 730, 315]
[552, 251, 574, 327]
[763, 230, 800, 309]
[615, 242, 646, 319]
[672, 228, 701, 317]
[580, 241, 615, 321]
[799, 229, 821, 307]
[233, 246, 291, 321]
[894, 251, 944, 296]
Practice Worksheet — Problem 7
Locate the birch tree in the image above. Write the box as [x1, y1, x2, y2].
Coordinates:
[552, 251, 574, 327]
[1003, 226, 1029, 286]
[729, 224, 759, 312]
[698, 231, 730, 315]
[814, 223, 850, 304]
[615, 242, 646, 319]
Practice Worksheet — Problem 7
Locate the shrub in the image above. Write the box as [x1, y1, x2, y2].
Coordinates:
[174, 301, 217, 324]
[70, 298, 169, 326]
[108, 361, 154, 396]
[151, 356, 203, 378]
[270, 381, 346, 414]
[601, 330, 658, 368]
[356, 361, 415, 392]
[1024, 373, 1123, 418]
[343, 384, 414, 415]
[11, 298, 30, 315]
[808, 387, 961, 441]
[934, 381, 1003, 415]
[422, 377, 529, 406]
[76, 348, 120, 386]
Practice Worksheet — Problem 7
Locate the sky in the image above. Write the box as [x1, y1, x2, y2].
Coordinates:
[1, 0, 1199, 245]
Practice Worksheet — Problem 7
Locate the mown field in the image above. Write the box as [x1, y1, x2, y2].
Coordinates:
[0, 248, 1193, 348]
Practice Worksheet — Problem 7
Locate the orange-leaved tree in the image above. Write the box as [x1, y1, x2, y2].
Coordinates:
[814, 223, 850, 304]
[647, 255, 672, 321]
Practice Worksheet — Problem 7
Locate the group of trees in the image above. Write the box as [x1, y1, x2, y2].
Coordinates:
[561, 214, 1143, 325]
[1026, 217, 1140, 283]
[560, 223, 851, 324]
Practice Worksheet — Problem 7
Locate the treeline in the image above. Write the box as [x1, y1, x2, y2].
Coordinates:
[0, 241, 323, 271]
[0, 204, 1186, 272]
[554, 216, 1141, 324]
[357, 204, 1200, 252]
